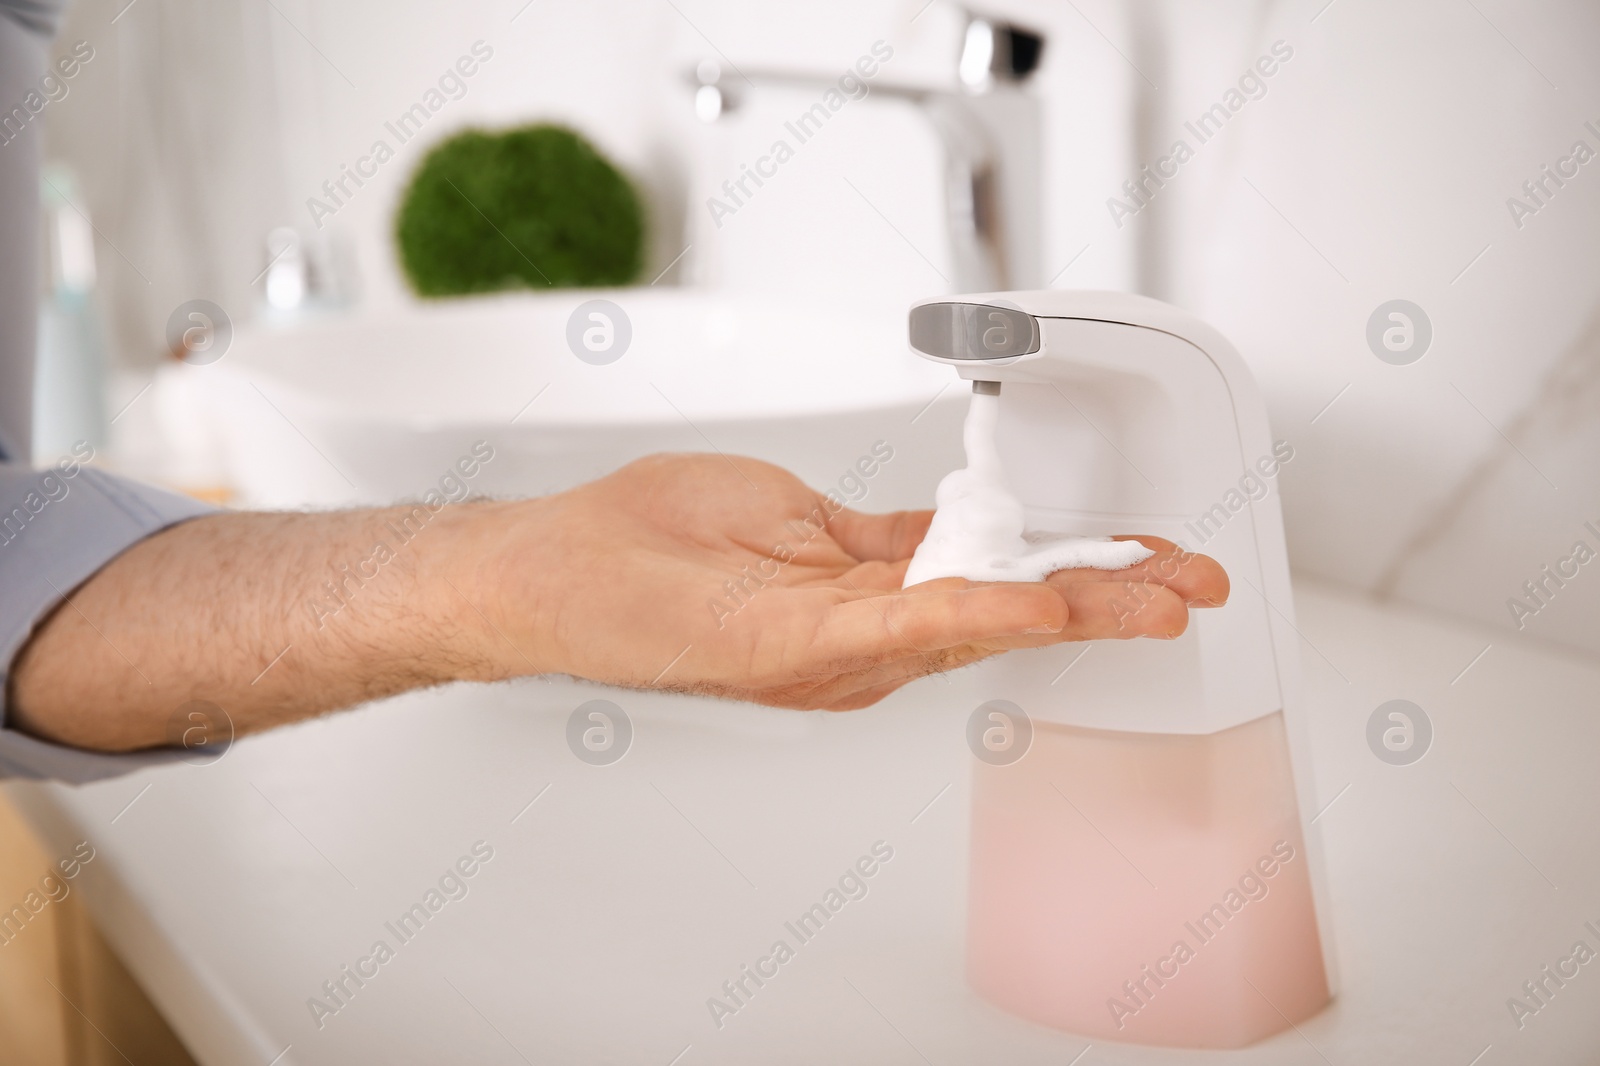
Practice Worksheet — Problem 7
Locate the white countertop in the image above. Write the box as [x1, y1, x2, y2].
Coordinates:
[8, 579, 1600, 1065]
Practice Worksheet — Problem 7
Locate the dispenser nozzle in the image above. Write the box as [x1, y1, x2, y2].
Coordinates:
[973, 380, 1002, 396]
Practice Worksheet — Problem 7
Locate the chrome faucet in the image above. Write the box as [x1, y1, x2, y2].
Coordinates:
[691, 13, 1045, 293]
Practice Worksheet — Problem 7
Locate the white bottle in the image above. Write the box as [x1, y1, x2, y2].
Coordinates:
[34, 166, 106, 460]
[908, 291, 1335, 1048]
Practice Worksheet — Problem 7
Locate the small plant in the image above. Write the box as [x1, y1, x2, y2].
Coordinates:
[395, 124, 645, 296]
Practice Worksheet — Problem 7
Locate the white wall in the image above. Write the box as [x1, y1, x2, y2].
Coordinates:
[1128, 0, 1600, 658]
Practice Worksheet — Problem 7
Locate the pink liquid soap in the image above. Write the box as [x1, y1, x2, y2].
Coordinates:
[967, 711, 1330, 1048]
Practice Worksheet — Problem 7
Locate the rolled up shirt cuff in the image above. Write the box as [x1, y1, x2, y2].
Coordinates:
[0, 462, 216, 781]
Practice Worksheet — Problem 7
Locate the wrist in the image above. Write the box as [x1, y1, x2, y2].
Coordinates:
[426, 494, 564, 683]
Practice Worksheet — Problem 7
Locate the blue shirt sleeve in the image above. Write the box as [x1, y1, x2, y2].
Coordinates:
[0, 462, 219, 779]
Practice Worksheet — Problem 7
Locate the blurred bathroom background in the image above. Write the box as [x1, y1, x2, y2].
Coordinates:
[33, 0, 1600, 659]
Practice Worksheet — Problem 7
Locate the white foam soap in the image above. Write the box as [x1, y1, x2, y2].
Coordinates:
[903, 388, 1154, 586]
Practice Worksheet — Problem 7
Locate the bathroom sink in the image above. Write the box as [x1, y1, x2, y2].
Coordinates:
[157, 290, 965, 511]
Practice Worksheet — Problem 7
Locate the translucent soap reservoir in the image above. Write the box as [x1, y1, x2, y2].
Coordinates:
[967, 712, 1328, 1047]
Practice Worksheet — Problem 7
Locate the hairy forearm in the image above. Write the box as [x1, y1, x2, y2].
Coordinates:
[7, 500, 530, 751]
[4, 452, 1231, 751]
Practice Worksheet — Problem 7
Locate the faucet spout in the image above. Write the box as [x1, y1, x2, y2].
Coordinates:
[688, 14, 1045, 293]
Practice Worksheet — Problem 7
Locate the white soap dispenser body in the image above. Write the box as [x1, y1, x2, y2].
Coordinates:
[908, 291, 1335, 1048]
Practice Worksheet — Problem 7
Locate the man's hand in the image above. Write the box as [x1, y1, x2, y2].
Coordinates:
[9, 454, 1227, 751]
[469, 454, 1228, 711]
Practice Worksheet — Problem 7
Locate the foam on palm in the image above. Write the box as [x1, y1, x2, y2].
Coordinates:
[903, 391, 1154, 586]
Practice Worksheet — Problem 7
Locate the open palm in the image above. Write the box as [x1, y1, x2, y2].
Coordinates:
[488, 454, 1228, 710]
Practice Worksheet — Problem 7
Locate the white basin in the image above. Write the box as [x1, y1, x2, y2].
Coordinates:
[157, 290, 967, 511]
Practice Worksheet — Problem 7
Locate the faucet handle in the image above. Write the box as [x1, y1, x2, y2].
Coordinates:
[959, 16, 1045, 91]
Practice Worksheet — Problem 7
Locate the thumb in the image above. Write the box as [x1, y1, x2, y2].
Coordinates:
[825, 507, 934, 562]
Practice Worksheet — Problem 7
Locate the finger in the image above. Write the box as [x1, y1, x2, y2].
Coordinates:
[898, 572, 988, 593]
[1050, 537, 1229, 606]
[810, 583, 1068, 668]
[1054, 579, 1190, 640]
[825, 508, 935, 562]
[1115, 534, 1179, 553]
[825, 643, 1004, 701]
[819, 682, 911, 711]
[762, 640, 1005, 711]
[748, 675, 915, 713]
[833, 558, 970, 595]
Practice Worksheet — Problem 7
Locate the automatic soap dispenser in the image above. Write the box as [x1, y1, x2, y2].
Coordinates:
[908, 291, 1335, 1048]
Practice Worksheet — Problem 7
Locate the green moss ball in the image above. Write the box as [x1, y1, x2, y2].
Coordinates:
[395, 125, 645, 296]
